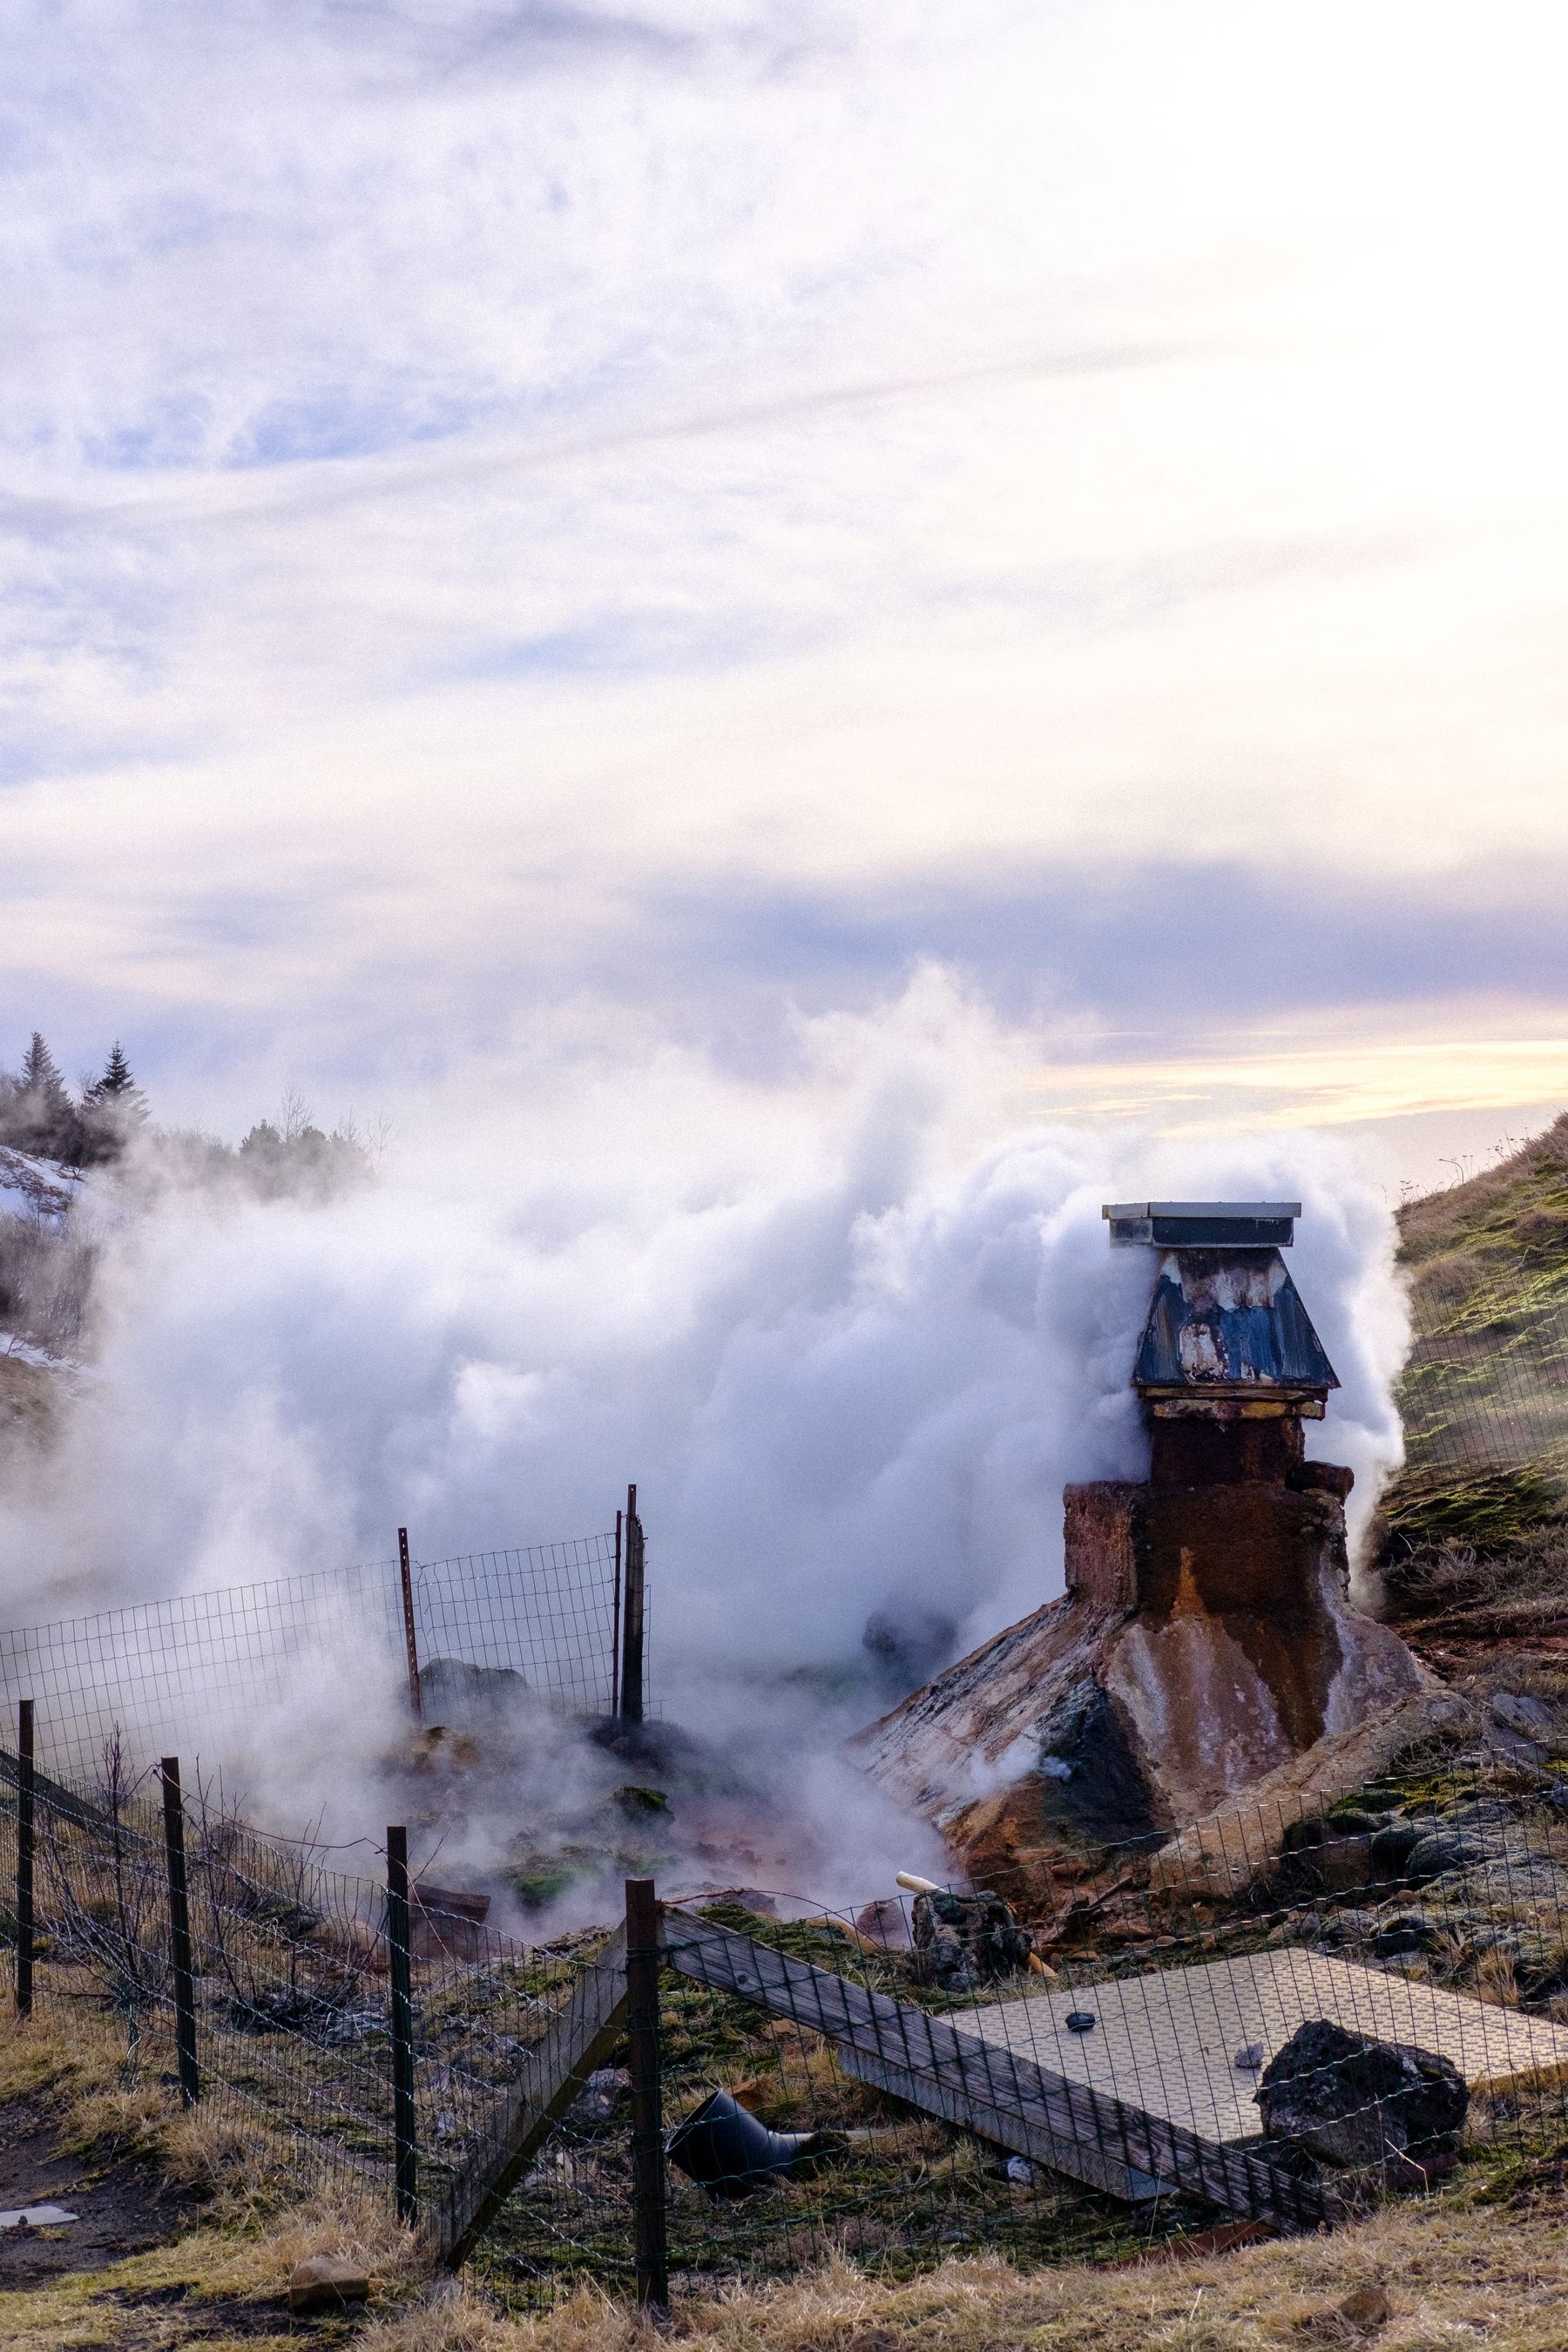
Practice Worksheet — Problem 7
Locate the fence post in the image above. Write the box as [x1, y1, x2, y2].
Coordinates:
[159, 1757, 199, 2105]
[619, 1485, 645, 1727]
[16, 1699, 33, 2020]
[397, 1529, 422, 1720]
[625, 1875, 667, 2315]
[611, 1506, 623, 1720]
[387, 1825, 418, 2226]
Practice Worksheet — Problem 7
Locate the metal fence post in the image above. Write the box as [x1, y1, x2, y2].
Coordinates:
[159, 1757, 200, 2104]
[625, 1875, 667, 2315]
[16, 1699, 34, 2020]
[611, 1506, 623, 1720]
[619, 1486, 645, 1727]
[397, 1529, 422, 1720]
[388, 1825, 418, 2225]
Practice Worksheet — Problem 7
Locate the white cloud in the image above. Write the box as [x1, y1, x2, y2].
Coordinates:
[2, 2, 1567, 1115]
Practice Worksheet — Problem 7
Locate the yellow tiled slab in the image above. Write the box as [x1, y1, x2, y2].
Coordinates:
[955, 1950, 1568, 2144]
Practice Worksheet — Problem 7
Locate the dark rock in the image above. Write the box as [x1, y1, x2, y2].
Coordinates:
[1255, 2018, 1467, 2171]
[911, 1889, 1032, 1989]
[1373, 1911, 1439, 1957]
[1369, 1821, 1423, 1880]
[1405, 1833, 1482, 1884]
[1284, 1810, 1381, 1851]
[1315, 1908, 1380, 1949]
[1283, 1814, 1387, 1891]
[1287, 1462, 1355, 1502]
[1491, 1691, 1555, 1743]
[417, 1656, 529, 1724]
[1029, 1673, 1166, 1848]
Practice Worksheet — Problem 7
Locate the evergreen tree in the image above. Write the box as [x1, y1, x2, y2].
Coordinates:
[19, 1032, 67, 1107]
[84, 1043, 147, 1118]
[80, 1041, 148, 1163]
[10, 1033, 80, 1161]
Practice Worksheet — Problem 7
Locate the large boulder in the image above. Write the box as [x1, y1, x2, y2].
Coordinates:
[1254, 2017, 1468, 2173]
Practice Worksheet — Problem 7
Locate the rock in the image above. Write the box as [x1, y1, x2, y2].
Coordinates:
[570, 2066, 627, 2124]
[1491, 1691, 1555, 1743]
[1370, 1821, 1423, 1880]
[1255, 2017, 1468, 2171]
[1150, 1688, 1478, 1901]
[1405, 1833, 1482, 1885]
[1373, 1911, 1439, 1957]
[1283, 1815, 1384, 1890]
[1315, 1908, 1379, 1949]
[911, 1889, 1031, 1988]
[287, 2254, 370, 2314]
[1283, 1809, 1382, 1852]
[1233, 2044, 1264, 2071]
[417, 1656, 528, 1724]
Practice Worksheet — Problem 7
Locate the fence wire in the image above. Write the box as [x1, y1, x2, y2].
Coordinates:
[0, 1531, 631, 1782]
[8, 1734, 1568, 2304]
[1390, 1249, 1568, 1548]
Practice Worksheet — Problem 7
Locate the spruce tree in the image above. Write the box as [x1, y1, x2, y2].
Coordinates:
[81, 1041, 148, 1162]
[92, 1043, 137, 1100]
[19, 1032, 66, 1105]
[14, 1033, 78, 1160]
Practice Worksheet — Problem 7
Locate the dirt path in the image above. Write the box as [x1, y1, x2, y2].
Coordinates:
[0, 2092, 198, 2290]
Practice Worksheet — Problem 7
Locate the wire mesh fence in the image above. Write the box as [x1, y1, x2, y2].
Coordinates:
[9, 1719, 1568, 2305]
[1389, 1247, 1568, 1550]
[0, 1529, 635, 1783]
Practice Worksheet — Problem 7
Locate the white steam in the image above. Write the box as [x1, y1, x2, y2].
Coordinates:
[0, 974, 1409, 1895]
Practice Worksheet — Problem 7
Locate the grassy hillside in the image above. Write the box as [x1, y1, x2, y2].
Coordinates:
[1383, 1112, 1568, 1632]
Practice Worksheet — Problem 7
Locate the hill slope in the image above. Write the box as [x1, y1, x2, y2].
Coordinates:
[1383, 1112, 1568, 1642]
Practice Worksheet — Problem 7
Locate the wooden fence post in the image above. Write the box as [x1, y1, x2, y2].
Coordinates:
[625, 1876, 667, 2315]
[619, 1487, 645, 1727]
[398, 1530, 422, 1720]
[388, 1826, 418, 2225]
[16, 1699, 33, 2020]
[159, 1757, 199, 2104]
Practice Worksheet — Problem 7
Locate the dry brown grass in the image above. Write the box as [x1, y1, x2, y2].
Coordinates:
[351, 2196, 1568, 2352]
[11, 1975, 1568, 2349]
[0, 2000, 307, 2221]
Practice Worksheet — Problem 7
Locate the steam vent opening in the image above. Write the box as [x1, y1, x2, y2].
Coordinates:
[856, 1199, 1443, 1899]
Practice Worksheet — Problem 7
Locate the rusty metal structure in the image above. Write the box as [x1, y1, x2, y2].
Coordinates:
[858, 1201, 1436, 1890]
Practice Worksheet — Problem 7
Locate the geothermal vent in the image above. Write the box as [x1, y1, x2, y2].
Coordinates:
[855, 1201, 1434, 1887]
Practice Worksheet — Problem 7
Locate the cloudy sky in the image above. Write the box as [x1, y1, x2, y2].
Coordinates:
[4, 0, 1567, 1184]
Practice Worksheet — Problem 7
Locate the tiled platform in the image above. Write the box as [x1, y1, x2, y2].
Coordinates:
[956, 1950, 1568, 2143]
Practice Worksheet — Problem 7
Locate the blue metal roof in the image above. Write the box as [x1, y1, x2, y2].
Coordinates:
[1132, 1249, 1339, 1394]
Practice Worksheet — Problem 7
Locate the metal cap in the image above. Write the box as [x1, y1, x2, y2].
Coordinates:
[1103, 1201, 1301, 1248]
